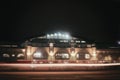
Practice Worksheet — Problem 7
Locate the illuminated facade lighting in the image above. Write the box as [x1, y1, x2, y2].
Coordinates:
[1, 31, 120, 64]
[46, 32, 71, 39]
[49, 51, 54, 56]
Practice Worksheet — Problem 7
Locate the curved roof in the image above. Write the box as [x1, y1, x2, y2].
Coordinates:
[24, 32, 94, 47]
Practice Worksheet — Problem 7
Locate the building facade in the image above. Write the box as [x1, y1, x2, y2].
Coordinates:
[0, 32, 120, 63]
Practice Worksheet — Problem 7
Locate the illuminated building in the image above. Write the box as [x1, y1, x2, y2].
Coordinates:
[0, 32, 120, 63]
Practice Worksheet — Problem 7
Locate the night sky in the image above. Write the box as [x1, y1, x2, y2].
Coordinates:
[0, 0, 120, 43]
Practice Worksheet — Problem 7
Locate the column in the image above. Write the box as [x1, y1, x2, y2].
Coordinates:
[48, 43, 55, 61]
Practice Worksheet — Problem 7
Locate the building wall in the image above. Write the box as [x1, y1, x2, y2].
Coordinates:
[0, 45, 120, 63]
[25, 45, 97, 61]
[0, 47, 25, 61]
[97, 49, 120, 62]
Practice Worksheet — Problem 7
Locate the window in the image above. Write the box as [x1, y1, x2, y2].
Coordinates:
[85, 54, 90, 59]
[17, 54, 24, 58]
[33, 52, 43, 58]
[3, 53, 10, 58]
[33, 51, 48, 59]
[55, 53, 69, 60]
[81, 41, 86, 43]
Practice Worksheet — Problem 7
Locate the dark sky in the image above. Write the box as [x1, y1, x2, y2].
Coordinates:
[0, 0, 120, 43]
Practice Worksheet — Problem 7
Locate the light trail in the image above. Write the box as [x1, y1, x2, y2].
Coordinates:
[0, 63, 120, 67]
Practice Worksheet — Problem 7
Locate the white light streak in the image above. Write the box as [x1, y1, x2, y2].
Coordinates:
[1, 63, 120, 67]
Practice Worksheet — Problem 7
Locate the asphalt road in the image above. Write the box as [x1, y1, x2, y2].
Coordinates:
[0, 70, 120, 80]
[0, 63, 120, 80]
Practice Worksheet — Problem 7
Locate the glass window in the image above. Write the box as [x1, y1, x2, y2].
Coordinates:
[17, 54, 24, 58]
[3, 53, 10, 58]
[33, 51, 48, 59]
[85, 54, 90, 59]
[55, 53, 69, 60]
[33, 52, 43, 58]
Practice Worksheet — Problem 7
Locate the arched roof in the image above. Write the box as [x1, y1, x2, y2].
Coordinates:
[24, 32, 95, 47]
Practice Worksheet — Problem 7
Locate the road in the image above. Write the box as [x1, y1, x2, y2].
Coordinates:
[0, 63, 120, 80]
[0, 70, 120, 80]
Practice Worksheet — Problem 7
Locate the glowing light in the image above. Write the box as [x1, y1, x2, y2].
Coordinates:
[12, 54, 15, 57]
[54, 33, 57, 38]
[17, 54, 24, 58]
[22, 49, 25, 52]
[62, 34, 65, 39]
[118, 41, 120, 45]
[85, 54, 90, 59]
[49, 43, 53, 47]
[81, 41, 86, 43]
[76, 40, 80, 43]
[47, 34, 50, 38]
[54, 33, 57, 36]
[71, 51, 75, 56]
[1, 63, 120, 67]
[49, 51, 54, 56]
[50, 34, 54, 38]
[46, 32, 71, 39]
[65, 34, 71, 39]
[65, 34, 69, 38]
[3, 54, 10, 57]
[33, 52, 42, 58]
[62, 53, 69, 58]
[93, 53, 96, 57]
[58, 33, 61, 36]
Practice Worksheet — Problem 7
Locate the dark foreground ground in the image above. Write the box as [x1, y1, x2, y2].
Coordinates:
[0, 63, 120, 80]
[0, 70, 120, 80]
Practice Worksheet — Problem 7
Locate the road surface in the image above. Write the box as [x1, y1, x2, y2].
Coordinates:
[0, 70, 120, 80]
[0, 63, 120, 80]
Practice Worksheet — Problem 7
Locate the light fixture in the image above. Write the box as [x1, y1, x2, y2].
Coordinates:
[118, 41, 120, 45]
[12, 54, 15, 57]
[49, 51, 54, 56]
[47, 34, 50, 38]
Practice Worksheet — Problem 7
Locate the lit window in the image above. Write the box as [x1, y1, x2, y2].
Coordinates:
[76, 40, 80, 43]
[60, 40, 64, 42]
[81, 41, 86, 43]
[55, 53, 69, 59]
[62, 53, 69, 58]
[76, 54, 79, 58]
[85, 54, 90, 59]
[17, 54, 24, 58]
[64, 40, 68, 42]
[33, 52, 43, 58]
[3, 54, 10, 58]
[87, 45, 91, 47]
